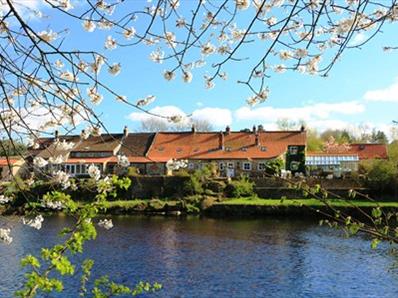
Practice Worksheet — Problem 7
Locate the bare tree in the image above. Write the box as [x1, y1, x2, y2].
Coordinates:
[139, 117, 213, 132]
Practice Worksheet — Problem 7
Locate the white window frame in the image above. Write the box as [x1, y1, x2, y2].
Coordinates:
[258, 162, 266, 171]
[289, 146, 299, 155]
[243, 162, 251, 171]
[219, 162, 225, 170]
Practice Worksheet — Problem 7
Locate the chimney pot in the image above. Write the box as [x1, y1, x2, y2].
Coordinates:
[300, 125, 305, 132]
[191, 124, 196, 133]
[255, 134, 260, 146]
[219, 131, 225, 150]
[54, 130, 59, 140]
[253, 125, 257, 134]
[123, 125, 128, 137]
[225, 125, 231, 134]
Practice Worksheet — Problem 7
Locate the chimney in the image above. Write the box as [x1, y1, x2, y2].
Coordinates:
[252, 125, 257, 134]
[257, 124, 264, 132]
[225, 125, 231, 135]
[300, 125, 305, 132]
[255, 133, 260, 146]
[54, 130, 59, 141]
[191, 124, 196, 133]
[219, 131, 225, 150]
[123, 125, 128, 137]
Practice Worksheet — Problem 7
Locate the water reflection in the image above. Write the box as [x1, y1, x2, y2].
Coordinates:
[1, 215, 398, 297]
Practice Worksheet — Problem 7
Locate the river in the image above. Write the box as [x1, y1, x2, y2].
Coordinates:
[1, 215, 398, 297]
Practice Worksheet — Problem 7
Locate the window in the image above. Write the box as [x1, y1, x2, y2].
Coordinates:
[243, 162, 251, 171]
[227, 162, 234, 169]
[241, 147, 247, 152]
[260, 146, 267, 152]
[225, 147, 232, 152]
[76, 164, 81, 174]
[289, 146, 298, 155]
[290, 161, 300, 171]
[258, 162, 266, 171]
[188, 162, 194, 170]
[219, 162, 225, 170]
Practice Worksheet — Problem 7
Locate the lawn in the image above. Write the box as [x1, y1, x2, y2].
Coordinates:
[219, 197, 398, 208]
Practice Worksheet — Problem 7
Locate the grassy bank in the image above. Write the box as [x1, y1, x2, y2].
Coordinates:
[218, 197, 398, 208]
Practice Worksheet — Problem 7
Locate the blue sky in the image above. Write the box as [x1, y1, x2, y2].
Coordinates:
[11, 0, 398, 138]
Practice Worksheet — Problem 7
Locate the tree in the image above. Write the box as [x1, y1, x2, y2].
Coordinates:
[2, 0, 398, 296]
[0, 140, 27, 156]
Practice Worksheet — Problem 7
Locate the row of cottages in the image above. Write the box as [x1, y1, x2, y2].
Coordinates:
[26, 125, 307, 178]
[305, 143, 388, 177]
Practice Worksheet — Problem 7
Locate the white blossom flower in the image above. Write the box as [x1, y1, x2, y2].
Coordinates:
[98, 18, 113, 30]
[0, 228, 13, 244]
[90, 55, 105, 74]
[176, 18, 186, 28]
[201, 42, 216, 56]
[22, 215, 44, 230]
[182, 71, 193, 83]
[279, 50, 291, 60]
[266, 16, 277, 26]
[236, 0, 250, 10]
[136, 95, 156, 107]
[41, 200, 63, 210]
[163, 70, 175, 81]
[168, 115, 183, 123]
[149, 49, 165, 63]
[205, 78, 215, 89]
[56, 140, 75, 151]
[53, 170, 70, 188]
[117, 155, 130, 167]
[295, 48, 308, 58]
[48, 155, 66, 165]
[52, 0, 73, 11]
[104, 35, 117, 50]
[166, 159, 188, 171]
[164, 31, 176, 47]
[38, 30, 58, 42]
[108, 63, 121, 76]
[83, 20, 96, 32]
[274, 64, 286, 73]
[54, 60, 64, 68]
[33, 157, 48, 168]
[0, 195, 11, 204]
[88, 164, 101, 180]
[87, 87, 103, 105]
[60, 71, 76, 81]
[98, 218, 113, 230]
[123, 27, 136, 39]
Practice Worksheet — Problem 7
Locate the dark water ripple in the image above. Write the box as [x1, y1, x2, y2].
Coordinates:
[1, 215, 398, 298]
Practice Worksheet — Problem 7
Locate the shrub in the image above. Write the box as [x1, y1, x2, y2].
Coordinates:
[182, 175, 203, 195]
[203, 180, 226, 193]
[225, 175, 255, 197]
[265, 157, 284, 175]
[360, 159, 397, 193]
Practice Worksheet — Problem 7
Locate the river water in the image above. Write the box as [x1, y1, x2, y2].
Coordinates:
[1, 215, 398, 297]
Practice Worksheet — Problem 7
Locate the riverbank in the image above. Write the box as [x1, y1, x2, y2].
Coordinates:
[2, 196, 397, 218]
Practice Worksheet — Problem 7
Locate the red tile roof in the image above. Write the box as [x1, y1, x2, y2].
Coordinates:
[346, 143, 388, 160]
[146, 131, 306, 162]
[322, 143, 388, 159]
[0, 158, 21, 166]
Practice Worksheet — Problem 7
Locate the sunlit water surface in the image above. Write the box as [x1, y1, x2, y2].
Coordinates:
[1, 215, 398, 297]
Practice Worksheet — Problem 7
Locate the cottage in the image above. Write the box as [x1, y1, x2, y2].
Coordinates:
[145, 126, 307, 177]
[0, 157, 25, 181]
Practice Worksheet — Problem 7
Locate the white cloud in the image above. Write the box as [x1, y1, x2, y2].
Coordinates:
[364, 77, 398, 102]
[235, 101, 365, 122]
[191, 107, 232, 127]
[128, 105, 232, 128]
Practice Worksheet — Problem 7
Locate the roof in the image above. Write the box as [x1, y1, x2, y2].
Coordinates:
[118, 133, 155, 157]
[146, 131, 306, 162]
[347, 143, 388, 160]
[324, 143, 388, 159]
[36, 136, 81, 159]
[0, 158, 22, 166]
[72, 134, 123, 152]
[66, 157, 112, 164]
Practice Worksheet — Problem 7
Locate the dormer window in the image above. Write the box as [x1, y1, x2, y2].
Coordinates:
[289, 146, 298, 155]
[241, 147, 248, 152]
[260, 146, 267, 152]
[225, 147, 232, 152]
